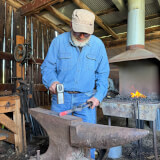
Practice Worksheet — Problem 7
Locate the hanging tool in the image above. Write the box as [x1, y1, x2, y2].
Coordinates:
[59, 101, 93, 116]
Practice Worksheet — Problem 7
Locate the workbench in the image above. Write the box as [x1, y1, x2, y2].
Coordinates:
[0, 95, 26, 153]
[100, 99, 160, 160]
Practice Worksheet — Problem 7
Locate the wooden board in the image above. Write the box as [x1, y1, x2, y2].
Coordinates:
[5, 3, 12, 52]
[0, 129, 15, 144]
[0, 1, 5, 51]
[0, 114, 18, 134]
[38, 23, 42, 59]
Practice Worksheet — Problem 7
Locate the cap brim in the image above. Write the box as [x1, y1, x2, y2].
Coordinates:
[72, 22, 94, 34]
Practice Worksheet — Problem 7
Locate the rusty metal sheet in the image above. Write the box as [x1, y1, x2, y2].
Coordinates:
[109, 48, 160, 63]
[100, 100, 160, 121]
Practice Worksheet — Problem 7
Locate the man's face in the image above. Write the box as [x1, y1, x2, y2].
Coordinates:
[72, 30, 90, 42]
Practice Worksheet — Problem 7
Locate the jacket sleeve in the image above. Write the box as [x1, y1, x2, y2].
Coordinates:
[40, 38, 59, 89]
[94, 42, 110, 102]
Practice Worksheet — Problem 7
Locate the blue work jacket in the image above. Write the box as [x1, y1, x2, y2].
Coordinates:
[41, 32, 110, 102]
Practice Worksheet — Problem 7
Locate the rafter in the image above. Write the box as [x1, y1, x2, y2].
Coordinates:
[5, 0, 22, 8]
[20, 0, 64, 16]
[95, 8, 117, 16]
[103, 26, 160, 48]
[34, 14, 65, 33]
[54, 0, 72, 9]
[6, 0, 65, 33]
[72, 0, 119, 39]
[46, 6, 71, 26]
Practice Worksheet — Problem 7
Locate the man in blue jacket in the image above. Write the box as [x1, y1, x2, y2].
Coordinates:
[41, 9, 110, 159]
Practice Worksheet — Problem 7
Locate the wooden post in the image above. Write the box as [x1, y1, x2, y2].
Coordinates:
[16, 35, 25, 88]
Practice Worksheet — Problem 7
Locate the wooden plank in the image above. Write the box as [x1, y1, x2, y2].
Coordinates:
[0, 83, 14, 91]
[16, 35, 25, 85]
[0, 90, 12, 96]
[0, 104, 16, 114]
[0, 134, 6, 141]
[20, 0, 64, 16]
[13, 96, 26, 153]
[95, 8, 117, 16]
[0, 51, 14, 60]
[5, 3, 12, 52]
[0, 60, 2, 83]
[34, 14, 64, 34]
[26, 16, 31, 43]
[46, 6, 71, 25]
[0, 113, 18, 134]
[43, 25, 48, 59]
[5, 60, 11, 83]
[34, 84, 47, 91]
[38, 65, 42, 84]
[33, 16, 38, 59]
[38, 22, 42, 59]
[104, 31, 160, 48]
[0, 0, 5, 51]
[0, 129, 15, 144]
[6, 0, 22, 9]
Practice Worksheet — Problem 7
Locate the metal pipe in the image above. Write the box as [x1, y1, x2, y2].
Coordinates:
[127, 0, 145, 48]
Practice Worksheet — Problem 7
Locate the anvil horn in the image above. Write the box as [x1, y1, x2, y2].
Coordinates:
[70, 122, 149, 149]
[29, 108, 149, 160]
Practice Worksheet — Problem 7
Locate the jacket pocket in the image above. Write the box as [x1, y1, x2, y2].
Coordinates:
[58, 53, 72, 71]
[86, 54, 96, 71]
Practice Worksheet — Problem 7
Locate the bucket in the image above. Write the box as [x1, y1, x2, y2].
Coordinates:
[108, 146, 122, 159]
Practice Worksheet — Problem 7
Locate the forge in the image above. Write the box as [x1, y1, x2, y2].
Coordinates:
[101, 0, 160, 159]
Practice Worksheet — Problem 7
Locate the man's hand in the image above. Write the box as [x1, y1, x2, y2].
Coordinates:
[87, 97, 99, 109]
[49, 81, 60, 94]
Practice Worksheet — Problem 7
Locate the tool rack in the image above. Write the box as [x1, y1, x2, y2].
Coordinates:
[0, 95, 26, 153]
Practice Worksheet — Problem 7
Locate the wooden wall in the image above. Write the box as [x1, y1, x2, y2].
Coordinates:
[0, 1, 55, 108]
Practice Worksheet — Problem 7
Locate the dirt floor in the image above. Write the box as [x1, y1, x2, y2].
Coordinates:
[0, 116, 160, 160]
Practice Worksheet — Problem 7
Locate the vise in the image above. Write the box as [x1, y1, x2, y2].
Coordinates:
[29, 108, 149, 160]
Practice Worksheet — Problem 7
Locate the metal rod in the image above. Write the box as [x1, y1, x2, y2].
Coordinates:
[36, 150, 40, 160]
[108, 116, 111, 126]
[153, 120, 159, 160]
[137, 100, 142, 160]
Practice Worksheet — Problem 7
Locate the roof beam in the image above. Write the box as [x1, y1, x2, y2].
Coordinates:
[6, 0, 22, 8]
[95, 13, 160, 35]
[7, 0, 64, 33]
[72, 0, 119, 39]
[95, 8, 117, 16]
[46, 6, 71, 26]
[103, 27, 160, 48]
[20, 0, 64, 16]
[34, 14, 65, 34]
